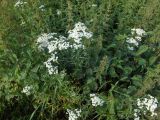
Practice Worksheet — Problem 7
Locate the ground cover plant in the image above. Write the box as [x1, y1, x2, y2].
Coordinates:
[0, 0, 160, 120]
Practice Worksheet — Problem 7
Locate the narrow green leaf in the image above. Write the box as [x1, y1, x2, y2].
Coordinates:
[149, 56, 158, 65]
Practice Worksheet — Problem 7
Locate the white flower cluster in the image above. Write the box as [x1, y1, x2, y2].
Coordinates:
[39, 5, 45, 11]
[37, 33, 56, 51]
[126, 28, 146, 50]
[90, 94, 104, 107]
[68, 22, 93, 49]
[66, 94, 104, 120]
[14, 0, 27, 7]
[56, 9, 61, 15]
[37, 22, 92, 75]
[66, 109, 81, 120]
[21, 85, 32, 96]
[20, 20, 26, 26]
[134, 94, 158, 120]
[131, 28, 146, 37]
[91, 4, 97, 7]
[44, 53, 58, 75]
[47, 35, 70, 53]
[37, 33, 70, 75]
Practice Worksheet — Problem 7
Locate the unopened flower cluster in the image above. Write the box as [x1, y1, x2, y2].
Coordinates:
[90, 94, 104, 107]
[37, 22, 93, 75]
[21, 85, 32, 96]
[14, 0, 27, 7]
[126, 28, 146, 50]
[134, 94, 158, 120]
[66, 109, 81, 120]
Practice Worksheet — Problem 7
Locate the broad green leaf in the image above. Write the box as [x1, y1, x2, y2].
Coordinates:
[131, 75, 142, 87]
[132, 80, 142, 87]
[109, 67, 118, 78]
[31, 65, 40, 73]
[124, 67, 132, 75]
[136, 45, 149, 56]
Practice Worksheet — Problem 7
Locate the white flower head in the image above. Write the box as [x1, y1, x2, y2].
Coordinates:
[67, 109, 81, 120]
[91, 4, 97, 7]
[126, 28, 147, 50]
[68, 22, 93, 49]
[126, 37, 139, 46]
[127, 46, 134, 51]
[14, 0, 27, 7]
[134, 94, 158, 120]
[37, 23, 92, 52]
[134, 109, 140, 120]
[135, 36, 142, 41]
[36, 33, 57, 51]
[90, 94, 104, 107]
[39, 5, 45, 11]
[21, 85, 32, 96]
[131, 28, 146, 37]
[56, 9, 61, 15]
[37, 33, 69, 75]
[37, 22, 93, 75]
[44, 53, 58, 75]
[20, 20, 26, 26]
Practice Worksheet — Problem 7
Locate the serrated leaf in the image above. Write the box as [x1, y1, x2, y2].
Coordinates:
[136, 45, 148, 56]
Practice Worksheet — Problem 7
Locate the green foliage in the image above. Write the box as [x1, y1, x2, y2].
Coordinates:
[0, 0, 160, 120]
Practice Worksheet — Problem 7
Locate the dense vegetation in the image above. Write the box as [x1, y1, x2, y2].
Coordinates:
[0, 0, 160, 120]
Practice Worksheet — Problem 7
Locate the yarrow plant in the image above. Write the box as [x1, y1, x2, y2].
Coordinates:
[134, 94, 158, 120]
[66, 109, 81, 120]
[1, 1, 160, 120]
[90, 94, 104, 107]
[126, 28, 146, 50]
[36, 22, 93, 75]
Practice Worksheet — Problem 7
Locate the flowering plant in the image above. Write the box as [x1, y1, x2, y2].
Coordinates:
[0, 0, 160, 120]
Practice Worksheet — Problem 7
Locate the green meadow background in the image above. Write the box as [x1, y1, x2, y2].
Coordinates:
[0, 0, 160, 120]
